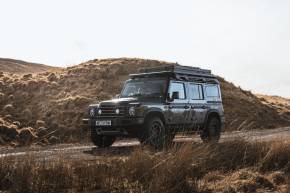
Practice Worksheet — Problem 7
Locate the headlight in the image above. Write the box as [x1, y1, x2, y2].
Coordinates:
[129, 107, 135, 116]
[89, 108, 95, 117]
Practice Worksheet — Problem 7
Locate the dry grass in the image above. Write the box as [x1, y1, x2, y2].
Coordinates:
[1, 139, 290, 193]
[1, 58, 289, 146]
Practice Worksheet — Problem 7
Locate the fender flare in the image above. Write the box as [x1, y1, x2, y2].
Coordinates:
[143, 107, 167, 124]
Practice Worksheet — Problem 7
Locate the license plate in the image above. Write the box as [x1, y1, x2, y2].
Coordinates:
[96, 120, 111, 126]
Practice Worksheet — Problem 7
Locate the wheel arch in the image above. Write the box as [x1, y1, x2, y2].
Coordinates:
[144, 109, 166, 125]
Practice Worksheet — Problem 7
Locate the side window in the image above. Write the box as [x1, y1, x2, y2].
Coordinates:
[205, 85, 220, 101]
[169, 82, 186, 100]
[189, 84, 204, 100]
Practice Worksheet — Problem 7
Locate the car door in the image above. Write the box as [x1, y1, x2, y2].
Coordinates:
[188, 83, 208, 127]
[167, 81, 190, 128]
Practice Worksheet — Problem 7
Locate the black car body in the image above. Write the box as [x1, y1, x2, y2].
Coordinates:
[85, 64, 225, 148]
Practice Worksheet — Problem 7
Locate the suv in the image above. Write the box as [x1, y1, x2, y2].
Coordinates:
[85, 64, 224, 149]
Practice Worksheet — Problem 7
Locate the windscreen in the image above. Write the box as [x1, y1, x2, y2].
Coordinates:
[120, 79, 167, 99]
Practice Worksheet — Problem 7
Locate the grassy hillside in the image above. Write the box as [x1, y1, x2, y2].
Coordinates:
[0, 58, 58, 74]
[0, 58, 289, 145]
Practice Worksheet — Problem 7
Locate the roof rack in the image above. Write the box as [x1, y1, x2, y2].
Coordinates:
[131, 64, 215, 79]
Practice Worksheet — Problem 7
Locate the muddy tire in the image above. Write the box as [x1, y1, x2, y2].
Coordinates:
[200, 116, 221, 143]
[141, 117, 170, 150]
[91, 128, 115, 148]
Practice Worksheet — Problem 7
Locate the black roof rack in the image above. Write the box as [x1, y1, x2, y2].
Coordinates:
[130, 64, 216, 79]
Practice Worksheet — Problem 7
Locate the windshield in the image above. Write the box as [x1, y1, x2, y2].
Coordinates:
[120, 79, 167, 98]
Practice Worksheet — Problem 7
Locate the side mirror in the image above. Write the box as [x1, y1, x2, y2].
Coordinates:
[169, 91, 179, 102]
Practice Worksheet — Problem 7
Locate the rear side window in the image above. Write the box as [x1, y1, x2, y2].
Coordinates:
[169, 82, 186, 99]
[189, 84, 204, 100]
[205, 85, 220, 101]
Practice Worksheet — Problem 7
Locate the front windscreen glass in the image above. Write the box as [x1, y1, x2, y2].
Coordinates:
[120, 79, 167, 99]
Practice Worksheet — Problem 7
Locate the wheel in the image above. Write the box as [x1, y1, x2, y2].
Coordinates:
[200, 116, 221, 142]
[91, 128, 116, 147]
[141, 117, 170, 150]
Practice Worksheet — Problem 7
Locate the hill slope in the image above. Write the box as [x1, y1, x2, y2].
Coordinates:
[0, 58, 57, 74]
[0, 58, 289, 145]
[258, 94, 290, 117]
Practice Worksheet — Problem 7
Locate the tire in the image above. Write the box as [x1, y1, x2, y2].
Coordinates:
[91, 128, 116, 148]
[200, 116, 221, 143]
[141, 117, 170, 150]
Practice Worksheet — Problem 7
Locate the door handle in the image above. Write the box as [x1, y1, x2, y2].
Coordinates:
[201, 105, 207, 109]
[184, 105, 190, 109]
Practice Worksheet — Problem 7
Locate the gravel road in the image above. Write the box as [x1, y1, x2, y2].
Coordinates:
[1, 127, 290, 161]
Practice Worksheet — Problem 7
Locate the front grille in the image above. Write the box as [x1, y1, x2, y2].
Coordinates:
[98, 105, 127, 117]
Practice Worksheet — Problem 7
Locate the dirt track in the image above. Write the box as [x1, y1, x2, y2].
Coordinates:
[1, 127, 290, 161]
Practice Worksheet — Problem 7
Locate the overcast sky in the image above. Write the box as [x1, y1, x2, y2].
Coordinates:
[0, 0, 289, 97]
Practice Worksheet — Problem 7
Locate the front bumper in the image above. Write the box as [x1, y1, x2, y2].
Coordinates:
[82, 117, 144, 136]
[84, 117, 144, 127]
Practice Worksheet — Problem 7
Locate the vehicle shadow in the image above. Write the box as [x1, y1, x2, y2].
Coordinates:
[83, 139, 201, 157]
[83, 145, 138, 157]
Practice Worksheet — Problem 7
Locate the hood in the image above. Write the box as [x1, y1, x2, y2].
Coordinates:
[100, 97, 139, 106]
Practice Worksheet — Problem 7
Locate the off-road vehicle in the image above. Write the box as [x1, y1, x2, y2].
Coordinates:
[84, 64, 224, 149]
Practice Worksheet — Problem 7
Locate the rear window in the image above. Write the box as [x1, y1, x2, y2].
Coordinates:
[205, 85, 220, 101]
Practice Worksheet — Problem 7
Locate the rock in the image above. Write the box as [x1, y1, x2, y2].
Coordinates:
[48, 136, 59, 144]
[19, 127, 37, 145]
